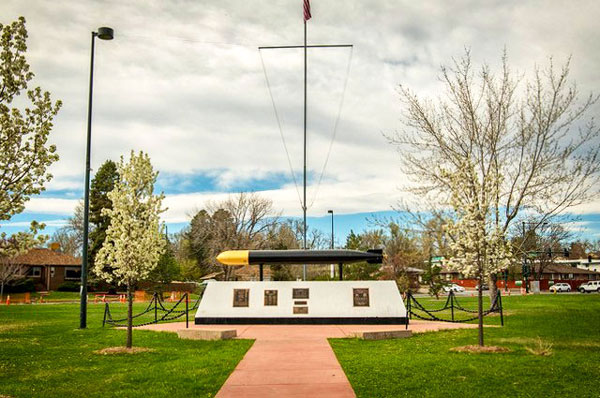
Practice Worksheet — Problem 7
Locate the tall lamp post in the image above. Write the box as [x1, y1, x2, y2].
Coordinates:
[80, 27, 114, 329]
[328, 210, 334, 278]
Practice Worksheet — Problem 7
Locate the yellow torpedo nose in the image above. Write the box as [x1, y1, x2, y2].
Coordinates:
[216, 250, 249, 266]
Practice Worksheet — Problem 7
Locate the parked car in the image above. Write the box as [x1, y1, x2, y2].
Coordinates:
[474, 283, 489, 291]
[578, 281, 600, 293]
[549, 283, 571, 293]
[443, 283, 465, 293]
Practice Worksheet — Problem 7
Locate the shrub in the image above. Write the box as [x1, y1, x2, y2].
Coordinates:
[6, 278, 36, 293]
[57, 281, 81, 292]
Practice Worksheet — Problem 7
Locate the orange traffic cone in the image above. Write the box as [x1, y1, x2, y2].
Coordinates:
[6, 295, 10, 305]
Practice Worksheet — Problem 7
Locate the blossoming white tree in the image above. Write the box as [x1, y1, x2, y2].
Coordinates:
[94, 151, 166, 348]
[389, 50, 600, 301]
[0, 17, 61, 296]
[445, 161, 512, 346]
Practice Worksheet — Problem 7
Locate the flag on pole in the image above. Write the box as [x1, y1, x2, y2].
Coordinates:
[303, 0, 312, 21]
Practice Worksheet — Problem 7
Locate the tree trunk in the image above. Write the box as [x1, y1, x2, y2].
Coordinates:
[478, 276, 484, 347]
[488, 273, 498, 302]
[0, 281, 4, 302]
[126, 285, 133, 348]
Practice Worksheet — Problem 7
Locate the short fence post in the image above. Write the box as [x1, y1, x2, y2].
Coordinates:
[185, 293, 189, 329]
[154, 293, 158, 323]
[102, 302, 108, 327]
[450, 291, 455, 322]
[498, 290, 504, 327]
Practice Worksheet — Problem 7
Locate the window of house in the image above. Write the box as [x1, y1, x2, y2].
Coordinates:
[27, 267, 42, 278]
[64, 267, 81, 280]
[568, 273, 574, 280]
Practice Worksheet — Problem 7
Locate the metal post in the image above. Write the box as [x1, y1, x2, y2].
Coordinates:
[102, 302, 108, 327]
[154, 293, 157, 323]
[522, 221, 529, 294]
[302, 20, 308, 281]
[498, 290, 504, 327]
[185, 293, 189, 329]
[338, 263, 343, 281]
[79, 27, 113, 329]
[450, 291, 455, 322]
[329, 210, 334, 278]
[80, 31, 96, 329]
[259, 264, 263, 281]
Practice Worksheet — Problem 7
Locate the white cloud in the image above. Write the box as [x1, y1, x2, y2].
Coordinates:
[1, 0, 598, 222]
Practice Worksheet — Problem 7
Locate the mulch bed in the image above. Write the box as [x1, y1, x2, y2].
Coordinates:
[93, 347, 154, 355]
[450, 345, 511, 354]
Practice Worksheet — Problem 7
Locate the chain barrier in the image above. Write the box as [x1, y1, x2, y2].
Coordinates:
[406, 290, 504, 326]
[102, 292, 202, 329]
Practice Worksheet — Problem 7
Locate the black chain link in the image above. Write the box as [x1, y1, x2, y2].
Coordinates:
[103, 292, 199, 328]
[407, 291, 502, 323]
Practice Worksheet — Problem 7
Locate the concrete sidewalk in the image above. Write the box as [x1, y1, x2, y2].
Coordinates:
[140, 321, 477, 397]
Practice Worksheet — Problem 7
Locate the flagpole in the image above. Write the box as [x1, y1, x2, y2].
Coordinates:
[302, 19, 308, 281]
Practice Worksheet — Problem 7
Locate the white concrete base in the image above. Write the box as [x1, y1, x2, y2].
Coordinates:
[195, 280, 407, 325]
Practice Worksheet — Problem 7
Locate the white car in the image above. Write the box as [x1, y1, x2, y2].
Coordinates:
[579, 281, 600, 293]
[443, 283, 465, 293]
[549, 283, 571, 293]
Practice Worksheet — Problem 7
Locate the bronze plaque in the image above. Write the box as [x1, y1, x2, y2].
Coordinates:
[293, 288, 309, 299]
[294, 301, 307, 305]
[233, 289, 249, 307]
[353, 288, 370, 307]
[264, 290, 278, 306]
[293, 306, 308, 314]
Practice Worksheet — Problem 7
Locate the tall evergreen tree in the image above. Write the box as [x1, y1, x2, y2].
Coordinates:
[88, 160, 119, 288]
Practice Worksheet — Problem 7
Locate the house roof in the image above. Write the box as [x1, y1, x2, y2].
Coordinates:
[535, 264, 600, 275]
[12, 248, 81, 266]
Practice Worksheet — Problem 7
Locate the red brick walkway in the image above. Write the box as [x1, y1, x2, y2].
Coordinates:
[140, 321, 477, 397]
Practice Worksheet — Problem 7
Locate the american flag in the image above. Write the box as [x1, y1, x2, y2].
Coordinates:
[303, 0, 311, 21]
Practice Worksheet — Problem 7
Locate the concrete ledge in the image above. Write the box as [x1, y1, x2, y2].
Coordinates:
[177, 329, 237, 340]
[350, 330, 412, 340]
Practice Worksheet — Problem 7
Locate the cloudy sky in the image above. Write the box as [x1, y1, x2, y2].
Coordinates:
[2, 0, 600, 242]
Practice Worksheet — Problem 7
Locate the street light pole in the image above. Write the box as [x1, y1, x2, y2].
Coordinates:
[80, 27, 114, 329]
[328, 210, 334, 278]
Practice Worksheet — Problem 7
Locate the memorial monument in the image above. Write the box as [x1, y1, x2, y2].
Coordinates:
[194, 249, 408, 325]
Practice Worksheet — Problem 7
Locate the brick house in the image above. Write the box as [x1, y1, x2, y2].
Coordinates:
[439, 262, 600, 290]
[13, 248, 81, 291]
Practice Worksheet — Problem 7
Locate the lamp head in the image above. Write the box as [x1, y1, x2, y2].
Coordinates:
[327, 210, 333, 214]
[97, 27, 114, 40]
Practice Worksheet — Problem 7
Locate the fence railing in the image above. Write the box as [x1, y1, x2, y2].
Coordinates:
[405, 290, 504, 327]
[102, 292, 202, 329]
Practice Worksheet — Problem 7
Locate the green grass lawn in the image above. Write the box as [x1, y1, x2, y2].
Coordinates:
[0, 303, 252, 398]
[330, 294, 600, 398]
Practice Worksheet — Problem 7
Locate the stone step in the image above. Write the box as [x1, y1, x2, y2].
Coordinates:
[349, 330, 412, 340]
[177, 328, 237, 340]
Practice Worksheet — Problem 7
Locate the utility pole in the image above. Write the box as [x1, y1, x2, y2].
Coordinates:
[258, 34, 352, 280]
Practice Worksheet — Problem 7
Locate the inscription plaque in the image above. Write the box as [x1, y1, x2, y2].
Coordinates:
[353, 288, 370, 307]
[293, 288, 309, 299]
[264, 290, 278, 306]
[293, 306, 309, 314]
[233, 289, 249, 307]
[294, 301, 307, 305]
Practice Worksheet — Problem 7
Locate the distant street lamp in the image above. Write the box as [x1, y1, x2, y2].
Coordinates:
[80, 27, 114, 329]
[521, 221, 548, 294]
[328, 210, 334, 278]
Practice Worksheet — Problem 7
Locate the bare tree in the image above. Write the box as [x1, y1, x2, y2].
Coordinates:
[518, 220, 573, 281]
[388, 50, 600, 298]
[50, 200, 85, 257]
[0, 258, 23, 300]
[187, 193, 280, 280]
